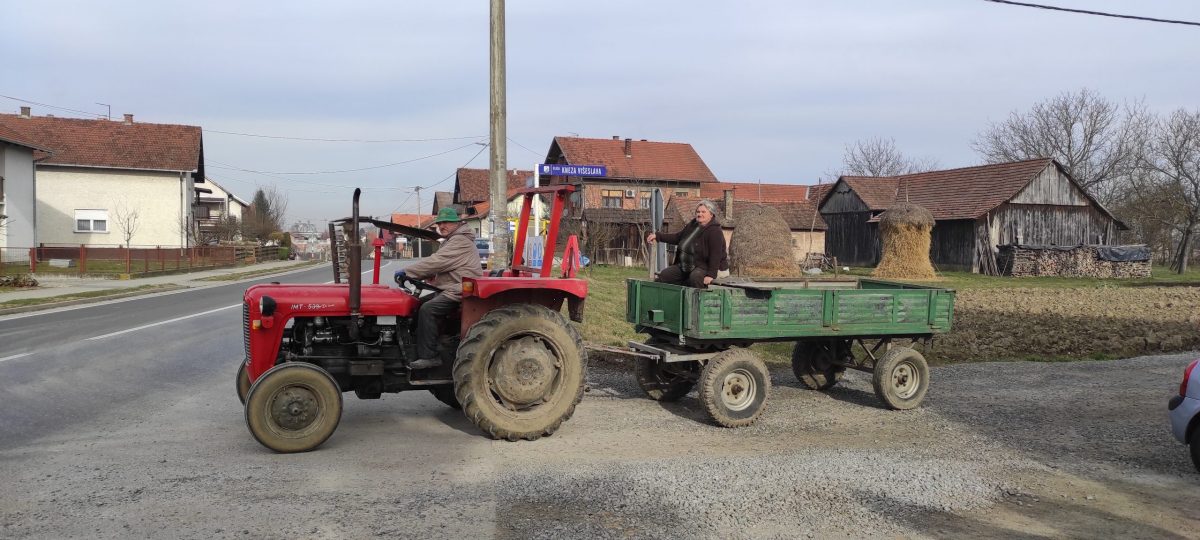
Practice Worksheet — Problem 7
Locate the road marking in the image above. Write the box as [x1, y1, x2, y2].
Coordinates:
[0, 352, 33, 362]
[325, 260, 392, 284]
[85, 304, 240, 341]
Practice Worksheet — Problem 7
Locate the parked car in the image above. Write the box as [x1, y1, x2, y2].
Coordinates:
[476, 239, 494, 269]
[1168, 358, 1200, 471]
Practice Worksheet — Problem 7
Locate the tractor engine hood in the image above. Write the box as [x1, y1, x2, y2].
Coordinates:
[243, 283, 420, 319]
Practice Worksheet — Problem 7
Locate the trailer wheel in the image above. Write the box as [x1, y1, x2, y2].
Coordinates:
[635, 358, 698, 401]
[871, 346, 930, 410]
[698, 348, 770, 428]
[791, 341, 846, 391]
[454, 303, 586, 441]
[236, 361, 251, 405]
[428, 386, 461, 410]
[245, 363, 343, 453]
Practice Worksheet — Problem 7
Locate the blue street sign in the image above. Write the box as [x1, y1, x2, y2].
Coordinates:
[538, 164, 607, 177]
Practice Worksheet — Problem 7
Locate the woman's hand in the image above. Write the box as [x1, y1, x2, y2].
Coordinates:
[646, 232, 656, 244]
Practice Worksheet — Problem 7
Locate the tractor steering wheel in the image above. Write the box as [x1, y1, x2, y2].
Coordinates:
[395, 273, 442, 295]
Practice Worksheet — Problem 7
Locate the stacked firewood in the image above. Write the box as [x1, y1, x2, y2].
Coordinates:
[998, 245, 1151, 278]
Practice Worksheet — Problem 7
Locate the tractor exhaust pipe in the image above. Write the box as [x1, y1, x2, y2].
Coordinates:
[348, 189, 362, 339]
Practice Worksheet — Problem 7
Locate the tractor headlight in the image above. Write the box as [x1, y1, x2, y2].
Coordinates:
[259, 295, 277, 317]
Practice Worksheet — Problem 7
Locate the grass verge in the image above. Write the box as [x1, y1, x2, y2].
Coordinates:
[0, 284, 183, 310]
[196, 261, 321, 282]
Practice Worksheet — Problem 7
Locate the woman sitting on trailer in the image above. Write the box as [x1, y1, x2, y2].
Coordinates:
[646, 199, 727, 289]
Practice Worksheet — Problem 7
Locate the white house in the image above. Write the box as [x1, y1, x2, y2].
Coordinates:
[194, 176, 250, 242]
[0, 122, 49, 257]
[0, 107, 204, 247]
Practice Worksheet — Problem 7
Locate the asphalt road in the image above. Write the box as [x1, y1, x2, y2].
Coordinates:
[0, 260, 398, 450]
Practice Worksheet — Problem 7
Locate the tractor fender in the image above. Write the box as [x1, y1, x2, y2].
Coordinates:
[460, 276, 588, 334]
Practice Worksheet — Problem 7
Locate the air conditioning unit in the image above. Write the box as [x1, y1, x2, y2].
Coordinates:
[624, 189, 636, 198]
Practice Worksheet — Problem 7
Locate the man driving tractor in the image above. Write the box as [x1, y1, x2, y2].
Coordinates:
[394, 207, 483, 370]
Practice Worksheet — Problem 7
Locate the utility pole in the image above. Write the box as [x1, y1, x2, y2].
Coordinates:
[414, 186, 423, 258]
[489, 0, 509, 267]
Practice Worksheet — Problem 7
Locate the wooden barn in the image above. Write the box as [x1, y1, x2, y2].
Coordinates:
[817, 158, 1128, 273]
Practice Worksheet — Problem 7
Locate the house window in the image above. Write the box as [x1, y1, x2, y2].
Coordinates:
[74, 209, 109, 233]
[676, 190, 689, 197]
[195, 206, 211, 219]
[639, 191, 652, 209]
[0, 175, 5, 218]
[602, 190, 623, 208]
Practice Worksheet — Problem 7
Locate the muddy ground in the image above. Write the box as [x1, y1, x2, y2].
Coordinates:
[931, 287, 1200, 363]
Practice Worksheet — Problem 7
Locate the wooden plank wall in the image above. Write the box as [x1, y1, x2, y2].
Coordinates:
[929, 220, 975, 272]
[993, 203, 1116, 246]
[820, 182, 879, 266]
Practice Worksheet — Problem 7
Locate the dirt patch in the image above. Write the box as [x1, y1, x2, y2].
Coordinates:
[930, 287, 1200, 362]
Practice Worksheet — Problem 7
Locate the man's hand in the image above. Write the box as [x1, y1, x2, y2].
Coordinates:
[646, 232, 656, 244]
[703, 276, 714, 285]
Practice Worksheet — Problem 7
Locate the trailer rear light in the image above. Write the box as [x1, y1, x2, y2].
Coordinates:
[462, 281, 475, 295]
[1182, 359, 1198, 396]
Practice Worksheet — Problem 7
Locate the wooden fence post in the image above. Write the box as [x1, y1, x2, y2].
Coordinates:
[29, 247, 36, 274]
[79, 244, 87, 275]
[125, 246, 131, 274]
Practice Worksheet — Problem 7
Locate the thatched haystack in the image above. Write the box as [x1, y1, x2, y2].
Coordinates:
[729, 204, 802, 278]
[873, 202, 936, 279]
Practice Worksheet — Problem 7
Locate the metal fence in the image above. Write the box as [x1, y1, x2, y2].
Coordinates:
[0, 244, 284, 277]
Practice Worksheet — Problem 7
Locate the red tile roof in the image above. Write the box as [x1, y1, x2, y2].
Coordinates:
[806, 183, 834, 201]
[701, 181, 810, 202]
[454, 168, 533, 204]
[0, 123, 50, 151]
[0, 113, 202, 172]
[829, 159, 1060, 220]
[665, 196, 826, 231]
[391, 213, 435, 228]
[550, 136, 718, 183]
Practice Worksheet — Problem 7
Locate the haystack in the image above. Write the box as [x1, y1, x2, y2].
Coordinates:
[729, 204, 802, 278]
[873, 202, 936, 279]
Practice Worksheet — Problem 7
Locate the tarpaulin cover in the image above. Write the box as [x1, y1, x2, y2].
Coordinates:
[1002, 244, 1151, 262]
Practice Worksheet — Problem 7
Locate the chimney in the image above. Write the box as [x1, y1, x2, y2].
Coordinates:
[624, 138, 632, 158]
[123, 113, 134, 124]
[723, 189, 734, 221]
[18, 106, 30, 118]
[612, 135, 619, 140]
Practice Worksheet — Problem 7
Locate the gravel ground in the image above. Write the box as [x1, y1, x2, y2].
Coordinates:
[2, 352, 1199, 538]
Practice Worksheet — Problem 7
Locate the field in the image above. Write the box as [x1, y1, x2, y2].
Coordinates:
[580, 265, 1200, 364]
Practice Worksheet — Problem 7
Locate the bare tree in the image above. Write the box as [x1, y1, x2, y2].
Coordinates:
[972, 88, 1149, 202]
[113, 203, 140, 247]
[1131, 108, 1200, 273]
[839, 137, 940, 177]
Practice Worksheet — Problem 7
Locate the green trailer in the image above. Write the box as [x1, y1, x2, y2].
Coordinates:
[619, 277, 955, 427]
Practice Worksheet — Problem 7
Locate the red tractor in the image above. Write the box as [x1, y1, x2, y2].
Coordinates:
[236, 185, 588, 452]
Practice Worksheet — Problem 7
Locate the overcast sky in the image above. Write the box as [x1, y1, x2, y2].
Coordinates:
[4, 1, 1198, 224]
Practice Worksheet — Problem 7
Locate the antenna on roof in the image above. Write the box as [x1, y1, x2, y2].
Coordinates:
[95, 102, 111, 120]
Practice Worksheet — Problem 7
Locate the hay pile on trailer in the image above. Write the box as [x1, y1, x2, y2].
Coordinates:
[872, 202, 936, 280]
[729, 204, 802, 278]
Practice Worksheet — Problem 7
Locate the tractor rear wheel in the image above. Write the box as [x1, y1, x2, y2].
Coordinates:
[245, 363, 343, 453]
[699, 348, 770, 428]
[236, 361, 251, 405]
[453, 303, 586, 441]
[428, 386, 461, 409]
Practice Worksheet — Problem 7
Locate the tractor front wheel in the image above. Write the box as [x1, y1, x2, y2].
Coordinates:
[453, 303, 586, 441]
[236, 361, 251, 405]
[245, 363, 343, 453]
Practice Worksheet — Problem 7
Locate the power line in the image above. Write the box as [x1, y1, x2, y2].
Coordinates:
[206, 141, 483, 175]
[981, 0, 1200, 27]
[387, 142, 489, 216]
[507, 136, 543, 158]
[0, 94, 107, 118]
[203, 129, 487, 143]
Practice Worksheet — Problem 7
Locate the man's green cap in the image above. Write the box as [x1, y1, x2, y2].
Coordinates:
[432, 207, 461, 224]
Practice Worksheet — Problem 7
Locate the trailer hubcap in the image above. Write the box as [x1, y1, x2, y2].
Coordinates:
[491, 336, 559, 407]
[270, 386, 320, 431]
[891, 361, 920, 399]
[721, 369, 757, 411]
